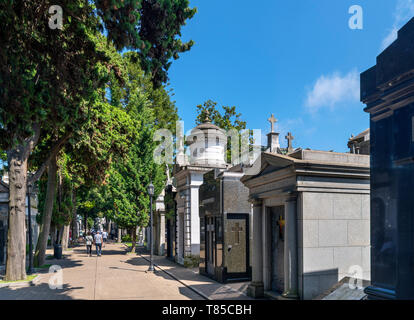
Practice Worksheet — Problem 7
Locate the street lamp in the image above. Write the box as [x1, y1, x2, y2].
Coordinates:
[27, 181, 35, 275]
[147, 181, 155, 272]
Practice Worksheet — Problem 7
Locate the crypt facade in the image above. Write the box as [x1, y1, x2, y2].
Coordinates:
[173, 115, 228, 265]
[199, 165, 252, 283]
[241, 118, 371, 300]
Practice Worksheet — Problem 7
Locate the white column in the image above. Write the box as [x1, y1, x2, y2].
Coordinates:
[282, 195, 299, 299]
[159, 212, 166, 255]
[189, 186, 200, 255]
[248, 199, 264, 298]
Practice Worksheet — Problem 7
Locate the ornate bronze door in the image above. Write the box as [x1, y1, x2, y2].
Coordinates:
[206, 217, 215, 275]
[271, 206, 285, 293]
[226, 214, 249, 275]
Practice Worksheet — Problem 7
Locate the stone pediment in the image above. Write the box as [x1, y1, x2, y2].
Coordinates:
[241, 152, 295, 183]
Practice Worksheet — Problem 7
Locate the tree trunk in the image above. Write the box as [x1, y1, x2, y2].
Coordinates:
[130, 228, 137, 253]
[5, 147, 29, 281]
[84, 212, 88, 233]
[117, 228, 121, 243]
[5, 124, 40, 281]
[71, 189, 77, 242]
[34, 154, 58, 267]
[56, 225, 63, 245]
[50, 225, 56, 246]
[107, 221, 112, 239]
[61, 225, 69, 250]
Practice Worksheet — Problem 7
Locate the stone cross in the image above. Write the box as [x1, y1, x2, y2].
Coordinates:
[231, 223, 243, 244]
[268, 114, 277, 133]
[285, 132, 294, 153]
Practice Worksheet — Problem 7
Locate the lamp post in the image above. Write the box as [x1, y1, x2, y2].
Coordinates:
[147, 181, 155, 272]
[27, 181, 34, 275]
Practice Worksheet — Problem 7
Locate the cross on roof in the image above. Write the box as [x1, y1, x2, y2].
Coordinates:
[268, 114, 278, 133]
[285, 132, 294, 152]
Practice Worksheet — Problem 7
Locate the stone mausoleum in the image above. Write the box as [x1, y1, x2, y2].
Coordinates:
[242, 117, 371, 300]
[199, 165, 252, 283]
[173, 116, 228, 265]
[361, 17, 414, 300]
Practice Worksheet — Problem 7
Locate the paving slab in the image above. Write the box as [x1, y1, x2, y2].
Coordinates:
[136, 247, 254, 300]
[0, 243, 202, 300]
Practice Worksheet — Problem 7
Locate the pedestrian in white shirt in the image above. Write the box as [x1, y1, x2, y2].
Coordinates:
[94, 231, 103, 256]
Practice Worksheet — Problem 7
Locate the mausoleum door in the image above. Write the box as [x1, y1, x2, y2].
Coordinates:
[226, 214, 248, 274]
[206, 217, 215, 275]
[271, 206, 285, 293]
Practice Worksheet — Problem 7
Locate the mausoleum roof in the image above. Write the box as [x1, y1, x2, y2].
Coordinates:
[191, 121, 226, 134]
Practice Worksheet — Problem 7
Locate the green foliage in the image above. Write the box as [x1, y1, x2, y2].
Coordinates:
[1, 0, 191, 167]
[183, 255, 199, 268]
[196, 100, 247, 132]
[0, 1, 108, 151]
[121, 234, 132, 243]
[0, 150, 6, 175]
[164, 189, 176, 220]
[87, 217, 94, 229]
[96, 0, 197, 87]
[36, 154, 73, 229]
[195, 100, 251, 163]
[93, 55, 167, 231]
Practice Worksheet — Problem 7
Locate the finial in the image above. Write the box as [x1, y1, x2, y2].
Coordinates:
[204, 109, 212, 123]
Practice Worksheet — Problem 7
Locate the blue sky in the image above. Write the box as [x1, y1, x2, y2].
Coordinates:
[168, 0, 414, 152]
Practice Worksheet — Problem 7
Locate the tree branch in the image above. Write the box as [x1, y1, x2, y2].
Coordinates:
[28, 131, 73, 185]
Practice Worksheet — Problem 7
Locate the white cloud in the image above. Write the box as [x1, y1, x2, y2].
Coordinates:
[305, 70, 360, 113]
[381, 0, 414, 50]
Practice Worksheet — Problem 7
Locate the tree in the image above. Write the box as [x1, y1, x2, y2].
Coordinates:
[105, 82, 165, 252]
[96, 0, 197, 87]
[33, 100, 136, 267]
[1, 0, 195, 280]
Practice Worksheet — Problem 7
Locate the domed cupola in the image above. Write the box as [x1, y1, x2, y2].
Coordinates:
[187, 111, 227, 166]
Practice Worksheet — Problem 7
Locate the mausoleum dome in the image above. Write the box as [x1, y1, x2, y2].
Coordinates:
[187, 119, 227, 166]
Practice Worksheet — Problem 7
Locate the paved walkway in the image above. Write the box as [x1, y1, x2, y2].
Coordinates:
[137, 248, 253, 300]
[0, 243, 203, 300]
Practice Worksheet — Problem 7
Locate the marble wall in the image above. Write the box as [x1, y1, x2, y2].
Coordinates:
[298, 192, 370, 299]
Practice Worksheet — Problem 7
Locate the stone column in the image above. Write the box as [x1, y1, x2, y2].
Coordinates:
[282, 194, 299, 299]
[159, 212, 166, 256]
[248, 199, 264, 298]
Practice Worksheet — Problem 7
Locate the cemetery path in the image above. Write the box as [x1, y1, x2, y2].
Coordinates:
[136, 248, 254, 300]
[0, 243, 202, 300]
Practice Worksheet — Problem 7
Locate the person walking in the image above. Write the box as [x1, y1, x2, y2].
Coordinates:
[85, 232, 93, 257]
[94, 231, 103, 256]
[102, 230, 108, 247]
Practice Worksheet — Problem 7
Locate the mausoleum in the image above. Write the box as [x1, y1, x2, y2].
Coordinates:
[173, 116, 228, 265]
[361, 17, 414, 300]
[242, 117, 371, 300]
[199, 165, 252, 283]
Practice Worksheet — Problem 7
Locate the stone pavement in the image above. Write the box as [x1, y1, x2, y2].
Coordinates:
[136, 247, 254, 300]
[0, 243, 203, 300]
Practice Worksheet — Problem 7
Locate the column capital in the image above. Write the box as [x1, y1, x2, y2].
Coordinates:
[284, 191, 299, 203]
[248, 197, 263, 207]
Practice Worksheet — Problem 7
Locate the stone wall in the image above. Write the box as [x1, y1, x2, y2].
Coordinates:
[298, 191, 370, 299]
